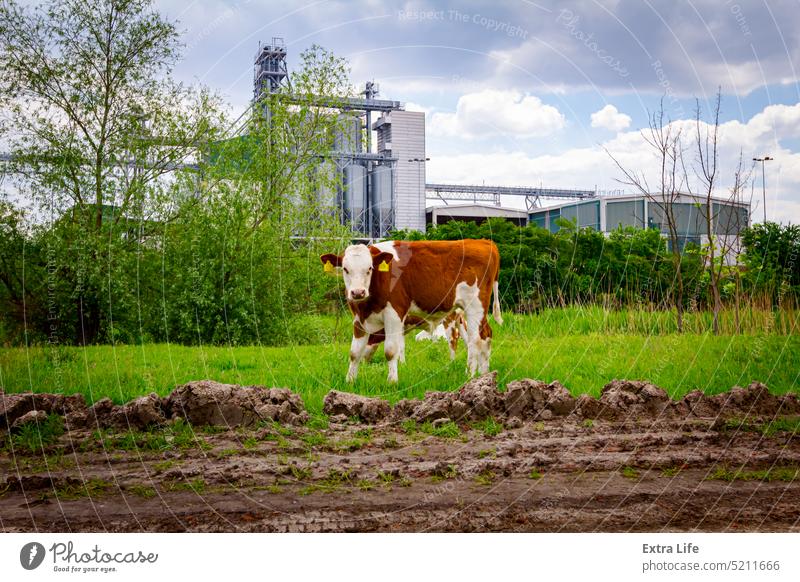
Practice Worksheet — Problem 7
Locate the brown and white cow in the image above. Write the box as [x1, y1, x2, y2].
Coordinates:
[321, 239, 502, 383]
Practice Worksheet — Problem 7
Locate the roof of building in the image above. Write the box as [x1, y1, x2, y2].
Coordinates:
[531, 192, 750, 213]
[426, 204, 529, 218]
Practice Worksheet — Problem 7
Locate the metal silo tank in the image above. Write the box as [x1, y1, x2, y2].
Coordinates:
[334, 113, 362, 153]
[344, 164, 367, 232]
[371, 164, 393, 235]
[316, 160, 339, 211]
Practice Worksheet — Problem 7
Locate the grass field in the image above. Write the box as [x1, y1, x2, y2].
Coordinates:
[1, 308, 798, 415]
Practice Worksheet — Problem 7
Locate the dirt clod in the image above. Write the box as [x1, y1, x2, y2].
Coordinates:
[166, 381, 308, 427]
[10, 410, 48, 432]
[505, 416, 523, 429]
[399, 372, 503, 423]
[1, 392, 85, 429]
[598, 380, 671, 418]
[112, 393, 165, 429]
[323, 390, 390, 423]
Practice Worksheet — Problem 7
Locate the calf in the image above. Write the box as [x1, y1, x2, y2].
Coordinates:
[414, 311, 467, 361]
[321, 239, 502, 383]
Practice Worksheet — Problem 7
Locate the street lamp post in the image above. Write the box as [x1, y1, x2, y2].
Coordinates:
[753, 156, 773, 223]
[408, 157, 430, 229]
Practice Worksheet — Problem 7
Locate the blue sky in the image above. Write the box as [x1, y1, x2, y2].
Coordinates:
[157, 0, 800, 223]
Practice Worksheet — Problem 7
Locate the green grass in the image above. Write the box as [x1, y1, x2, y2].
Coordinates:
[127, 484, 157, 499]
[8, 450, 75, 473]
[1, 309, 798, 415]
[397, 419, 461, 439]
[507, 305, 799, 336]
[706, 466, 799, 482]
[300, 469, 355, 495]
[621, 466, 640, 479]
[474, 470, 496, 486]
[92, 418, 210, 452]
[381, 435, 399, 449]
[7, 414, 65, 454]
[301, 431, 329, 448]
[163, 477, 206, 493]
[332, 436, 370, 452]
[431, 464, 458, 481]
[288, 465, 313, 481]
[472, 417, 503, 437]
[376, 470, 397, 485]
[153, 460, 176, 473]
[55, 478, 113, 500]
[422, 421, 461, 439]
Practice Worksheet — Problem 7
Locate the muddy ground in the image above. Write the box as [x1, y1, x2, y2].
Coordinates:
[1, 377, 799, 532]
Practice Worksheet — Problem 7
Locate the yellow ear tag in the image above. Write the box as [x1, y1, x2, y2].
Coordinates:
[378, 260, 390, 272]
[324, 261, 334, 273]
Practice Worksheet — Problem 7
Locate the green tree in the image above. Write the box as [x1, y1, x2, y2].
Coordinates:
[741, 222, 800, 304]
[0, 0, 221, 343]
[606, 99, 690, 331]
[159, 45, 355, 345]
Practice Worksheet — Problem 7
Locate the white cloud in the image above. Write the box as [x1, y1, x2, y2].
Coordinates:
[428, 89, 565, 139]
[590, 104, 631, 132]
[404, 102, 432, 115]
[427, 101, 800, 224]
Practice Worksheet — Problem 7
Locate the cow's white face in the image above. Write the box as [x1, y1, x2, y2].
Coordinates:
[341, 244, 374, 302]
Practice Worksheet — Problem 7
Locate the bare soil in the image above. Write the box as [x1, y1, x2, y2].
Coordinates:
[2, 415, 799, 532]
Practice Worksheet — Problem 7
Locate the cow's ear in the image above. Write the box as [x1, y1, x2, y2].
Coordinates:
[372, 252, 394, 273]
[320, 253, 342, 273]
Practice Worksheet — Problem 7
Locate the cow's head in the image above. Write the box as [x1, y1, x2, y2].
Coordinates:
[320, 244, 393, 303]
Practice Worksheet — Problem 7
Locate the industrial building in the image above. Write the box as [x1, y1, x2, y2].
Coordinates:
[426, 204, 529, 227]
[252, 38, 595, 238]
[254, 38, 426, 237]
[253, 39, 750, 254]
[529, 193, 750, 260]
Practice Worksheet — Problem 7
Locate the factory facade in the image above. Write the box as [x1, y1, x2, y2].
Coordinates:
[254, 38, 427, 238]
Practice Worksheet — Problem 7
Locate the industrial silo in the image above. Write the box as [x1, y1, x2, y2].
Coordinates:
[316, 159, 339, 212]
[371, 163, 394, 236]
[334, 113, 362, 153]
[344, 163, 368, 233]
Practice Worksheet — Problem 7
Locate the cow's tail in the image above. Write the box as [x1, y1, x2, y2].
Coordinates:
[492, 280, 503, 325]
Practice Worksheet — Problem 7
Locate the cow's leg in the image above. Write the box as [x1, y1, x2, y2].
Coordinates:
[399, 333, 407, 364]
[455, 282, 485, 377]
[476, 317, 493, 374]
[445, 321, 458, 361]
[465, 317, 481, 376]
[347, 333, 370, 382]
[363, 342, 379, 363]
[382, 305, 404, 383]
[363, 331, 384, 363]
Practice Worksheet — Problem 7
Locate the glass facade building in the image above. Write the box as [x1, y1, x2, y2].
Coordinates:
[528, 194, 749, 258]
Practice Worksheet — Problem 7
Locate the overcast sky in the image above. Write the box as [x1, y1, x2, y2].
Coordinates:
[157, 0, 800, 223]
